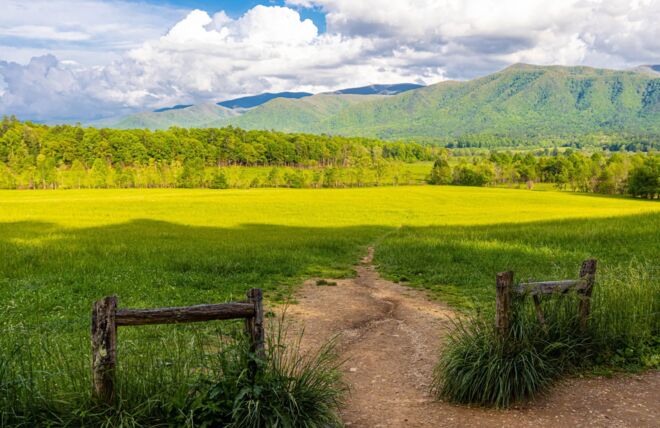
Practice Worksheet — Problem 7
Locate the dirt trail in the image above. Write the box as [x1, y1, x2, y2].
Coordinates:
[285, 247, 660, 427]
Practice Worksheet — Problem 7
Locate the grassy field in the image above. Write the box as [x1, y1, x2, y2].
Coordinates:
[1, 186, 658, 423]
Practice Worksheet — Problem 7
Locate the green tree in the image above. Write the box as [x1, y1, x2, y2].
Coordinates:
[90, 158, 109, 188]
[115, 166, 136, 188]
[35, 154, 57, 189]
[323, 168, 339, 188]
[69, 160, 87, 189]
[267, 167, 282, 188]
[178, 158, 206, 188]
[209, 169, 229, 189]
[428, 158, 452, 185]
[0, 163, 15, 189]
[628, 157, 659, 198]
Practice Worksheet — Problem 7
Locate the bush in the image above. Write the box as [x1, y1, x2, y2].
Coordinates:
[433, 295, 590, 407]
[452, 163, 492, 186]
[181, 323, 346, 427]
[210, 169, 229, 189]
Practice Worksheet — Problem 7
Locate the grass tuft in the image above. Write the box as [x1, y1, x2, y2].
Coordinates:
[433, 295, 591, 407]
[181, 321, 346, 427]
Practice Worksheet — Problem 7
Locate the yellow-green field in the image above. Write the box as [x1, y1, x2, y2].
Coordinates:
[1, 186, 658, 424]
[1, 185, 657, 307]
[2, 185, 655, 228]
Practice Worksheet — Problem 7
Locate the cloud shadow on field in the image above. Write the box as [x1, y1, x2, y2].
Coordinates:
[0, 220, 391, 327]
[373, 212, 660, 307]
[0, 211, 658, 326]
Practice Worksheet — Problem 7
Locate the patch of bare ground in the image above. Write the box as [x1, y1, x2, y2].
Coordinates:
[283, 247, 660, 427]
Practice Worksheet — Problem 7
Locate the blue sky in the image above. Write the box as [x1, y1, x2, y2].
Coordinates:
[135, 0, 327, 31]
[1, 0, 658, 122]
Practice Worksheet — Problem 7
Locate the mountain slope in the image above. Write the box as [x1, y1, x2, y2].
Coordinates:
[153, 104, 193, 113]
[331, 83, 423, 95]
[632, 65, 660, 77]
[106, 103, 240, 130]
[94, 66, 659, 136]
[210, 93, 386, 132]
[217, 91, 312, 109]
[221, 64, 660, 137]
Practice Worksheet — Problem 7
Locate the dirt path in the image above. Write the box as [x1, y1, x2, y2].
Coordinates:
[285, 247, 660, 427]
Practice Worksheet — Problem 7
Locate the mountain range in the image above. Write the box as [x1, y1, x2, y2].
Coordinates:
[94, 65, 660, 137]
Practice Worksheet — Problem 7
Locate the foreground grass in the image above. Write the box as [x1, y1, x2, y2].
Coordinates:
[1, 186, 658, 422]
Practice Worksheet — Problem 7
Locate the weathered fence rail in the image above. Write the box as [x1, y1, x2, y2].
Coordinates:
[495, 259, 597, 337]
[91, 288, 264, 404]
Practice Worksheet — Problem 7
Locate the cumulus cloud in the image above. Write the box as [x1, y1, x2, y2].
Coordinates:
[288, 0, 660, 75]
[0, 1, 659, 122]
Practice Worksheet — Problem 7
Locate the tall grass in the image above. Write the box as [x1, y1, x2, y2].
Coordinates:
[589, 260, 660, 368]
[0, 327, 211, 426]
[0, 321, 345, 427]
[433, 295, 591, 407]
[183, 322, 346, 427]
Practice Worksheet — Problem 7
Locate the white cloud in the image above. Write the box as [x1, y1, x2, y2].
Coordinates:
[288, 0, 660, 73]
[0, 26, 91, 41]
[0, 1, 659, 122]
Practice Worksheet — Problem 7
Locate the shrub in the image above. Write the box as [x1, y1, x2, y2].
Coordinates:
[210, 169, 229, 189]
[433, 295, 590, 407]
[181, 323, 346, 427]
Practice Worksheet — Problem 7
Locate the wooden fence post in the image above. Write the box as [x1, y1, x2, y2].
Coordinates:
[578, 259, 597, 333]
[245, 288, 265, 378]
[91, 296, 117, 404]
[495, 271, 514, 339]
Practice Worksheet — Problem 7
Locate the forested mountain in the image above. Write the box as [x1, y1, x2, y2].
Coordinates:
[93, 103, 240, 130]
[215, 64, 660, 138]
[92, 65, 659, 138]
[210, 94, 386, 132]
[98, 85, 417, 130]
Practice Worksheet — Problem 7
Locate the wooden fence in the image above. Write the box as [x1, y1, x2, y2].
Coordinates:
[91, 288, 264, 404]
[495, 259, 597, 337]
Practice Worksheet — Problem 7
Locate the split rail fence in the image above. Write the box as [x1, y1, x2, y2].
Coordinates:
[495, 259, 597, 337]
[91, 288, 264, 404]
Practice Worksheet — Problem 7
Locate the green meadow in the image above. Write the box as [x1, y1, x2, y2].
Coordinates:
[1, 186, 658, 423]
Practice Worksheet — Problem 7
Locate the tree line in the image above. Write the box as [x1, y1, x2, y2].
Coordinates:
[429, 150, 659, 199]
[438, 133, 660, 152]
[0, 117, 440, 189]
[1, 117, 658, 197]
